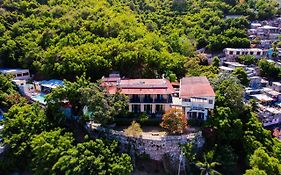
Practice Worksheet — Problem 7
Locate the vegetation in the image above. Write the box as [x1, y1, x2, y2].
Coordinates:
[195, 151, 221, 175]
[0, 76, 133, 174]
[237, 55, 256, 65]
[160, 108, 187, 134]
[1, 0, 279, 80]
[124, 121, 143, 137]
[46, 74, 128, 125]
[205, 74, 281, 175]
[0, 74, 26, 110]
[0, 104, 52, 171]
[232, 67, 249, 86]
[258, 59, 281, 80]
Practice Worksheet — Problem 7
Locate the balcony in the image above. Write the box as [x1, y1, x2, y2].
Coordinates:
[154, 98, 167, 103]
[143, 98, 153, 103]
[130, 98, 141, 103]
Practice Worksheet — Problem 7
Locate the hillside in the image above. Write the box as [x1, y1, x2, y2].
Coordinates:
[0, 0, 279, 80]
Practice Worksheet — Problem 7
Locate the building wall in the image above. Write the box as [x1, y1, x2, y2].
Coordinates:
[224, 49, 266, 59]
[181, 96, 215, 109]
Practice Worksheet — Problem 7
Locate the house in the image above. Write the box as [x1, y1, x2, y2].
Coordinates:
[178, 77, 215, 120]
[224, 61, 246, 69]
[257, 25, 280, 35]
[0, 68, 30, 80]
[224, 48, 267, 60]
[102, 74, 175, 118]
[272, 82, 281, 92]
[13, 79, 63, 105]
[250, 23, 262, 29]
[102, 74, 216, 120]
[258, 106, 281, 127]
[249, 76, 262, 89]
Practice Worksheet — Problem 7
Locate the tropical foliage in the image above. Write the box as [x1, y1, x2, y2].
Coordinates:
[1, 0, 278, 80]
[160, 108, 187, 134]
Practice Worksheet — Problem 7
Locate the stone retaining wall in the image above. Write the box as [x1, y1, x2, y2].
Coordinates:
[85, 123, 204, 162]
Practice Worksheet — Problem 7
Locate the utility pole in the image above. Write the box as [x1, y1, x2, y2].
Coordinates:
[178, 150, 183, 175]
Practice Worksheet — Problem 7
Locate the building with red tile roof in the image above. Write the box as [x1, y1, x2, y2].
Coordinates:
[102, 74, 175, 117]
[102, 74, 216, 120]
[178, 76, 215, 120]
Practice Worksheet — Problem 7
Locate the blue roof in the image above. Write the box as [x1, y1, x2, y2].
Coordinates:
[0, 110, 4, 121]
[38, 79, 64, 88]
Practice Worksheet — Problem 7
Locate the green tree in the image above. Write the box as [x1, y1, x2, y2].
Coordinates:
[196, 151, 221, 175]
[232, 68, 249, 86]
[52, 139, 133, 175]
[0, 104, 51, 171]
[0, 74, 27, 109]
[31, 129, 74, 175]
[237, 55, 256, 65]
[244, 168, 267, 175]
[258, 59, 281, 80]
[212, 56, 220, 68]
[248, 147, 281, 175]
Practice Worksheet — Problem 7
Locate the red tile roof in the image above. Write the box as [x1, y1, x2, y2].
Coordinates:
[180, 76, 215, 98]
[103, 78, 175, 95]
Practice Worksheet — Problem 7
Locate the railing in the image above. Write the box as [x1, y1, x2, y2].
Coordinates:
[130, 98, 172, 103]
[130, 98, 141, 103]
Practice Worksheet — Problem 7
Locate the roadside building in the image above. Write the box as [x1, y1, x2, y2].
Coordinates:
[224, 48, 267, 60]
[0, 68, 30, 80]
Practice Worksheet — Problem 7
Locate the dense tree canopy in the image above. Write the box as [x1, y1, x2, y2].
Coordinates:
[0, 104, 51, 171]
[206, 74, 281, 175]
[52, 139, 133, 175]
[0, 74, 26, 110]
[31, 129, 74, 175]
[258, 59, 281, 80]
[1, 0, 278, 80]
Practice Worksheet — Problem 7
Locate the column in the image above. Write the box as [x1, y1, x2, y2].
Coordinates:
[152, 104, 156, 113]
[141, 104, 144, 112]
[129, 104, 132, 112]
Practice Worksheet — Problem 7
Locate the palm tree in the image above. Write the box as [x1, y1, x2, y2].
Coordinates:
[195, 151, 221, 175]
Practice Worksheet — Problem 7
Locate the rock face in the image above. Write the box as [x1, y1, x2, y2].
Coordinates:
[85, 123, 205, 173]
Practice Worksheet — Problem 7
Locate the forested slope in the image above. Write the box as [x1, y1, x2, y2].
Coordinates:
[0, 0, 279, 80]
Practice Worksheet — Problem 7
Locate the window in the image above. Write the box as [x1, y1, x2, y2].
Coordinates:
[132, 105, 141, 113]
[236, 51, 240, 55]
[183, 98, 191, 102]
[16, 73, 22, 77]
[257, 52, 261, 55]
[209, 100, 213, 104]
[144, 105, 152, 114]
[229, 51, 233, 55]
[250, 52, 254, 55]
[156, 105, 164, 113]
[23, 72, 29, 76]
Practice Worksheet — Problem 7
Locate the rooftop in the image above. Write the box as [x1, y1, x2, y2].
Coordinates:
[224, 62, 246, 67]
[224, 48, 264, 51]
[38, 79, 64, 89]
[119, 79, 175, 95]
[273, 82, 281, 86]
[180, 76, 215, 98]
[251, 94, 274, 102]
[0, 68, 29, 74]
[219, 66, 234, 71]
[258, 25, 279, 30]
